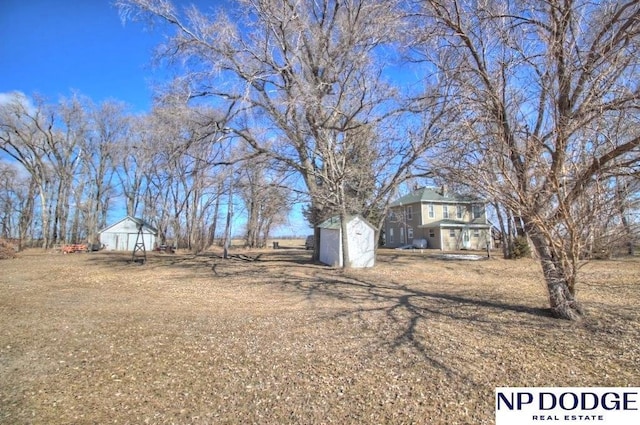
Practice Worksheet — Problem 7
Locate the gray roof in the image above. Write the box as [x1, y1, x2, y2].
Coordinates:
[389, 187, 480, 207]
[318, 215, 374, 230]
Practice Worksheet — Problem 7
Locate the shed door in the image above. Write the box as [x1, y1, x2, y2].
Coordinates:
[118, 234, 129, 251]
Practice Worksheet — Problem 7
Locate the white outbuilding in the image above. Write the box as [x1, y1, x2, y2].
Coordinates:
[99, 216, 157, 252]
[318, 215, 376, 268]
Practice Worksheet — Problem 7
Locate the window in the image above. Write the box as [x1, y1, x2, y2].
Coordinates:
[472, 205, 482, 219]
[443, 205, 449, 219]
[449, 229, 456, 237]
[389, 228, 394, 243]
[428, 204, 435, 218]
[406, 206, 413, 220]
[408, 227, 414, 239]
[456, 205, 464, 219]
[400, 227, 405, 244]
[429, 229, 435, 238]
[473, 229, 480, 237]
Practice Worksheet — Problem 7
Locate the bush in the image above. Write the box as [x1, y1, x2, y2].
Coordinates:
[0, 239, 17, 260]
[511, 236, 531, 259]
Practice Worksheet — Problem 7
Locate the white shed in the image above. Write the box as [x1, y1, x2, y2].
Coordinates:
[99, 216, 157, 252]
[318, 215, 376, 268]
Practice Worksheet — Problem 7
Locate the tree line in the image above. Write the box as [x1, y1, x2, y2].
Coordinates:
[2, 0, 639, 320]
[0, 94, 292, 251]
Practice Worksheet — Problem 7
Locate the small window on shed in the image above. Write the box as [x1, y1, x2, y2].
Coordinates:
[429, 229, 435, 238]
[449, 229, 456, 237]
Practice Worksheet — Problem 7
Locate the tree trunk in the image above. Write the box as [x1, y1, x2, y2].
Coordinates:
[222, 184, 232, 259]
[18, 179, 37, 251]
[616, 178, 635, 256]
[539, 255, 585, 321]
[340, 210, 351, 269]
[208, 191, 221, 248]
[527, 226, 585, 320]
[245, 197, 258, 248]
[38, 183, 51, 249]
[493, 202, 510, 259]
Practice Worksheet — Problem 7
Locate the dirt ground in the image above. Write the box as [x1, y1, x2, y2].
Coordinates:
[1, 246, 639, 424]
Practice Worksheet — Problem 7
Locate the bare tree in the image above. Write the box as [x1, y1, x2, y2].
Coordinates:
[135, 102, 232, 251]
[114, 114, 153, 219]
[78, 100, 127, 244]
[117, 0, 442, 267]
[411, 0, 640, 319]
[615, 176, 640, 255]
[1, 95, 60, 248]
[49, 95, 86, 244]
[0, 162, 35, 244]
[0, 162, 17, 239]
[237, 154, 293, 248]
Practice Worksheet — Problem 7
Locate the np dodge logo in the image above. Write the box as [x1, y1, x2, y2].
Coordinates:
[495, 387, 640, 425]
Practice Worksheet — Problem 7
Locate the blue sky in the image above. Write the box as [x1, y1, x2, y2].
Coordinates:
[0, 0, 170, 110]
[0, 0, 312, 236]
[0, 0, 197, 111]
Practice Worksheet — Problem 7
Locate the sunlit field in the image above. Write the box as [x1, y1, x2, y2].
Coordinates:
[1, 247, 638, 424]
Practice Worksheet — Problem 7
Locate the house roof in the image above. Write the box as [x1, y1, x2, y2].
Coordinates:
[389, 187, 480, 207]
[98, 215, 158, 235]
[318, 215, 375, 230]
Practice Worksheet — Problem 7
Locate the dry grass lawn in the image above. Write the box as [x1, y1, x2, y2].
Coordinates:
[1, 246, 639, 424]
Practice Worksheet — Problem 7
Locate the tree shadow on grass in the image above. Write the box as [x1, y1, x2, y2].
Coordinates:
[254, 266, 558, 384]
[83, 249, 587, 387]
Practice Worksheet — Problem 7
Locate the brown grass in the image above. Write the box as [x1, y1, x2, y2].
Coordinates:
[1, 247, 639, 424]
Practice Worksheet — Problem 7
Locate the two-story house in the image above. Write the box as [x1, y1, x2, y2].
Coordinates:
[384, 187, 492, 251]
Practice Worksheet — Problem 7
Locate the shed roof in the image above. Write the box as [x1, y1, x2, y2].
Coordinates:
[390, 187, 480, 206]
[98, 215, 158, 235]
[318, 215, 375, 230]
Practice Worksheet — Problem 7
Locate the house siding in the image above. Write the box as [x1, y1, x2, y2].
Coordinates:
[441, 228, 492, 251]
[442, 228, 460, 251]
[384, 187, 492, 251]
